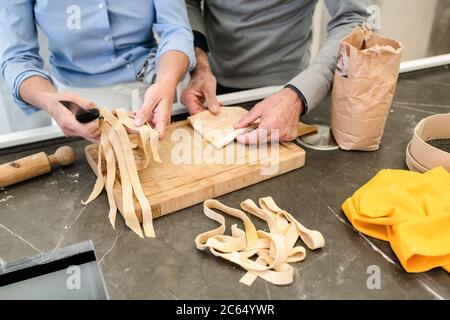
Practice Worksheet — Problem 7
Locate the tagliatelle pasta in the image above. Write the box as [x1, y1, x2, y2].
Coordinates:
[82, 108, 161, 238]
[195, 197, 325, 286]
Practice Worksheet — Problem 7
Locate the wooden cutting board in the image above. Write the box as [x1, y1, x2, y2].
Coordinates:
[84, 120, 305, 221]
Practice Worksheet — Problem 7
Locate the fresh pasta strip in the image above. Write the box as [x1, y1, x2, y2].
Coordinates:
[259, 197, 325, 250]
[100, 134, 118, 228]
[104, 110, 155, 237]
[195, 197, 324, 286]
[115, 109, 161, 168]
[81, 137, 104, 205]
[99, 120, 143, 237]
[82, 108, 161, 238]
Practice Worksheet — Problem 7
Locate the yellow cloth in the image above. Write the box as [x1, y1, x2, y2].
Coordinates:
[342, 167, 450, 273]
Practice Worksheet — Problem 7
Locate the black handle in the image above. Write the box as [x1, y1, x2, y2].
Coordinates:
[75, 108, 100, 123]
[60, 100, 100, 123]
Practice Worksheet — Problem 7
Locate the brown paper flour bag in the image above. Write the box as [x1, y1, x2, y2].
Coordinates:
[331, 26, 402, 151]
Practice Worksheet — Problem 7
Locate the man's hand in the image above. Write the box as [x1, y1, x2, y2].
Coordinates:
[234, 87, 303, 144]
[180, 48, 221, 115]
[134, 82, 175, 139]
[42, 92, 100, 143]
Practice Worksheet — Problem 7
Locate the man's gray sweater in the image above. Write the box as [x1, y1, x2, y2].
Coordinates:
[186, 0, 370, 113]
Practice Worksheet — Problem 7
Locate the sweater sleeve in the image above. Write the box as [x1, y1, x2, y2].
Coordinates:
[287, 0, 370, 114]
[185, 0, 206, 35]
[185, 0, 209, 52]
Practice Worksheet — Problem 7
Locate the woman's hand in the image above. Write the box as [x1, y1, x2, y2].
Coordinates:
[134, 50, 189, 139]
[134, 82, 175, 139]
[19, 76, 100, 143]
[41, 92, 100, 143]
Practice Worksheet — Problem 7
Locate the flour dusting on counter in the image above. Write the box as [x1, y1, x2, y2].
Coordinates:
[0, 195, 13, 203]
[68, 173, 79, 184]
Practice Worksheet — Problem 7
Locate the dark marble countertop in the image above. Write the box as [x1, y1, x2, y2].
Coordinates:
[1, 66, 449, 299]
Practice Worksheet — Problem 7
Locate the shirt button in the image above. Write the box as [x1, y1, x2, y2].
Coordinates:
[104, 36, 110, 42]
[126, 64, 131, 69]
[98, 3, 104, 9]
[110, 57, 115, 62]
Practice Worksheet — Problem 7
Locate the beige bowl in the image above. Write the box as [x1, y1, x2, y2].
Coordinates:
[409, 113, 450, 172]
[405, 141, 429, 173]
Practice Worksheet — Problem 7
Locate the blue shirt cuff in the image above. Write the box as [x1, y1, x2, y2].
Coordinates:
[156, 37, 196, 73]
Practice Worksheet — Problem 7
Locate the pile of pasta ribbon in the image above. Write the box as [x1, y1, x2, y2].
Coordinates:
[195, 197, 325, 286]
[82, 108, 161, 238]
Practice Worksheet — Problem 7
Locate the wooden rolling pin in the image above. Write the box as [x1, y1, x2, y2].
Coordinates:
[0, 146, 75, 188]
